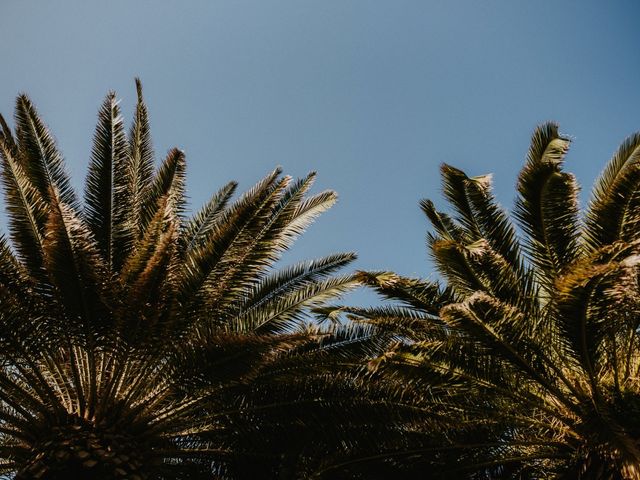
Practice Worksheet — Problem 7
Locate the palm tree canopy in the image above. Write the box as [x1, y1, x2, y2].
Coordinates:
[0, 81, 416, 479]
[335, 123, 640, 479]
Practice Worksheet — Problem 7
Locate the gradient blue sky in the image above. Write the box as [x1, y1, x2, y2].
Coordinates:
[2, 1, 640, 303]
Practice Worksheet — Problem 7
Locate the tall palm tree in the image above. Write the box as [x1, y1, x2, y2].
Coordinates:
[333, 123, 640, 478]
[0, 80, 404, 479]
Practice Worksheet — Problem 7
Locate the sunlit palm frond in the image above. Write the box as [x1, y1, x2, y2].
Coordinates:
[181, 181, 237, 254]
[514, 124, 581, 291]
[0, 136, 48, 279]
[584, 132, 640, 251]
[84, 91, 134, 272]
[14, 94, 77, 208]
[127, 77, 156, 241]
[142, 147, 187, 230]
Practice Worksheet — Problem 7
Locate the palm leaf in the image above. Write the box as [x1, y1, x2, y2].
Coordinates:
[42, 191, 110, 334]
[181, 181, 237, 254]
[84, 91, 133, 271]
[201, 174, 339, 318]
[176, 168, 283, 304]
[355, 270, 453, 315]
[0, 137, 48, 279]
[236, 274, 359, 334]
[235, 252, 356, 317]
[440, 163, 482, 241]
[420, 198, 466, 242]
[461, 172, 524, 275]
[514, 122, 580, 289]
[14, 95, 77, 207]
[127, 78, 156, 240]
[141, 147, 187, 229]
[0, 113, 17, 155]
[584, 132, 640, 250]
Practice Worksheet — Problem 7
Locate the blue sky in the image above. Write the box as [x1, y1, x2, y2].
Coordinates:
[2, 1, 640, 304]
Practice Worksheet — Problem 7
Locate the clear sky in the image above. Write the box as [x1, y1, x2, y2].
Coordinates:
[2, 1, 640, 304]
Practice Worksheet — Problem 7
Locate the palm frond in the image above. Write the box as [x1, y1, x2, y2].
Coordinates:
[431, 239, 491, 295]
[181, 181, 237, 254]
[420, 199, 466, 242]
[514, 122, 580, 289]
[42, 191, 110, 334]
[0, 137, 48, 279]
[0, 235, 28, 297]
[203, 179, 339, 319]
[127, 78, 155, 240]
[14, 95, 77, 207]
[355, 271, 453, 315]
[236, 274, 359, 334]
[462, 172, 524, 275]
[142, 147, 187, 229]
[316, 304, 435, 342]
[176, 168, 283, 304]
[235, 252, 356, 317]
[440, 163, 482, 241]
[554, 241, 640, 389]
[0, 113, 17, 155]
[84, 91, 133, 271]
[584, 132, 640, 250]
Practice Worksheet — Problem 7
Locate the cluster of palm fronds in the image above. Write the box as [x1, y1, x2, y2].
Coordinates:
[0, 81, 436, 479]
[1, 82, 640, 479]
[338, 124, 640, 479]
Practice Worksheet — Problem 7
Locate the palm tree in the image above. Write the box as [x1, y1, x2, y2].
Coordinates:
[334, 123, 640, 478]
[0, 80, 405, 479]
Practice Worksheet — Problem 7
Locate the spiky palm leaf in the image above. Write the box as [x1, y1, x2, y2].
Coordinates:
[337, 123, 640, 479]
[0, 82, 399, 479]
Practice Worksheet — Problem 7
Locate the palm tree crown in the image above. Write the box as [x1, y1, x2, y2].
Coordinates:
[343, 123, 640, 479]
[0, 80, 377, 479]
